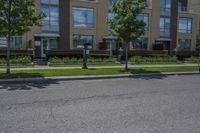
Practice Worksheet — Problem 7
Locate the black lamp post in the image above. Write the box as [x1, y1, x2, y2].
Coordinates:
[82, 43, 90, 69]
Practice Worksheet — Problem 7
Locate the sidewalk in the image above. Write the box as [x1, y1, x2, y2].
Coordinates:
[0, 63, 198, 71]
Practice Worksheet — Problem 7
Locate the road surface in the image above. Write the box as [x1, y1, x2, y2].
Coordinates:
[0, 75, 200, 133]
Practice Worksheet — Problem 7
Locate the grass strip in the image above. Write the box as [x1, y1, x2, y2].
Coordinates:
[0, 66, 198, 79]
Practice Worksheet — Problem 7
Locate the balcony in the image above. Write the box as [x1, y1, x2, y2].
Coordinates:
[178, 6, 193, 13]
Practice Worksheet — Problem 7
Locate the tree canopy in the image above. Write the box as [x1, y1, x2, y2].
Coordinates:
[0, 0, 44, 36]
[109, 0, 146, 43]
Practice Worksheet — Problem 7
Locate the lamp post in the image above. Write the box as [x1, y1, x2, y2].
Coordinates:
[82, 43, 90, 69]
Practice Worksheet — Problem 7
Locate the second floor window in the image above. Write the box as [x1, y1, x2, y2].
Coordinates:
[41, 4, 59, 32]
[73, 7, 94, 29]
[160, 17, 170, 33]
[178, 18, 192, 34]
[160, 0, 171, 12]
[137, 13, 149, 31]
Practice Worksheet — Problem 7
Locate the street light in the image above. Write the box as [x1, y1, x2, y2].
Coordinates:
[82, 43, 90, 69]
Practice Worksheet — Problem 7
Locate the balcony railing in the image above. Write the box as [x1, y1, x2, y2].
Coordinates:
[178, 7, 193, 13]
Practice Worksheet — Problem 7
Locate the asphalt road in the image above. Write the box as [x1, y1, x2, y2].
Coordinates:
[0, 75, 200, 133]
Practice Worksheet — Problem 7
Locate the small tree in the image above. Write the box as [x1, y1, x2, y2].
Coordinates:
[0, 0, 44, 74]
[109, 0, 145, 70]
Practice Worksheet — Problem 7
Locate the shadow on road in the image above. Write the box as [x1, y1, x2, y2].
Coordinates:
[121, 68, 168, 80]
[0, 72, 60, 91]
[0, 79, 60, 91]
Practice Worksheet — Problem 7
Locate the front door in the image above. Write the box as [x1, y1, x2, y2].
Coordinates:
[41, 39, 49, 58]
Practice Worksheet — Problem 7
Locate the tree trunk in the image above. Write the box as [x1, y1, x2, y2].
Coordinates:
[6, 34, 11, 75]
[6, 0, 12, 75]
[125, 42, 129, 70]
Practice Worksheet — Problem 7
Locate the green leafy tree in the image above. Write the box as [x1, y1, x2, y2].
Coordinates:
[109, 0, 145, 70]
[0, 0, 44, 74]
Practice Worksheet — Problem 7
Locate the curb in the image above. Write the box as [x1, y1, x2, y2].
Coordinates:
[0, 72, 199, 84]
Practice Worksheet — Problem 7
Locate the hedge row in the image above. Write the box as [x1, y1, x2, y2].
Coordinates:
[129, 56, 179, 64]
[0, 56, 32, 65]
[48, 57, 116, 65]
[46, 50, 110, 59]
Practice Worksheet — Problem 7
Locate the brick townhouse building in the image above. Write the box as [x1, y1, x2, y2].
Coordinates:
[0, 0, 200, 58]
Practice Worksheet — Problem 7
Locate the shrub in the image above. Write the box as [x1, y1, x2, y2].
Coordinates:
[10, 56, 32, 65]
[47, 50, 110, 59]
[0, 58, 6, 65]
[0, 56, 32, 65]
[129, 56, 178, 64]
[185, 56, 199, 63]
[48, 57, 116, 65]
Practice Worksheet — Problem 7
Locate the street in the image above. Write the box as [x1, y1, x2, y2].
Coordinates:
[0, 75, 200, 133]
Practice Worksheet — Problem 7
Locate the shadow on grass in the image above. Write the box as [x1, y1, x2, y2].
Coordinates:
[120, 68, 168, 80]
[0, 73, 60, 91]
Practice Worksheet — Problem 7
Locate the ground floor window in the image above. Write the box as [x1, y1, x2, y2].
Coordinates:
[0, 36, 7, 48]
[132, 37, 148, 50]
[10, 36, 24, 49]
[178, 39, 191, 51]
[73, 35, 93, 49]
[0, 36, 24, 49]
[49, 38, 58, 49]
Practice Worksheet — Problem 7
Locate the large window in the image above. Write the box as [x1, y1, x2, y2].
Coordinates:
[73, 7, 94, 29]
[160, 17, 170, 37]
[73, 35, 93, 49]
[178, 18, 192, 34]
[137, 13, 149, 31]
[41, 4, 59, 32]
[160, 17, 170, 32]
[160, 0, 171, 12]
[0, 36, 24, 49]
[178, 39, 191, 51]
[132, 37, 148, 50]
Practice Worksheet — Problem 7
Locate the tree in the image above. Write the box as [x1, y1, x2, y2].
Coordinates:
[0, 0, 44, 74]
[109, 0, 145, 70]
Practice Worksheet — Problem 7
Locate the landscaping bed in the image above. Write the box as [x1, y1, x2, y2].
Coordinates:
[128, 56, 180, 64]
[0, 56, 33, 68]
[48, 57, 118, 66]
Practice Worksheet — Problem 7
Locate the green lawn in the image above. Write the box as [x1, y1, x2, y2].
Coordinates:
[0, 65, 33, 68]
[0, 66, 199, 79]
[49, 63, 121, 67]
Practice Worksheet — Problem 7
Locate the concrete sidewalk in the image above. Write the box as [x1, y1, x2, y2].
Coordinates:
[0, 63, 198, 71]
[0, 71, 199, 84]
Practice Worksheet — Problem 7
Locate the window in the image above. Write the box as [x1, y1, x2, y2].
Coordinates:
[137, 13, 149, 31]
[41, 4, 59, 32]
[160, 0, 171, 12]
[73, 7, 94, 29]
[178, 39, 191, 51]
[10, 36, 24, 49]
[49, 38, 58, 49]
[73, 35, 93, 49]
[132, 37, 148, 50]
[0, 36, 24, 49]
[0, 36, 7, 48]
[160, 17, 170, 37]
[178, 18, 192, 34]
